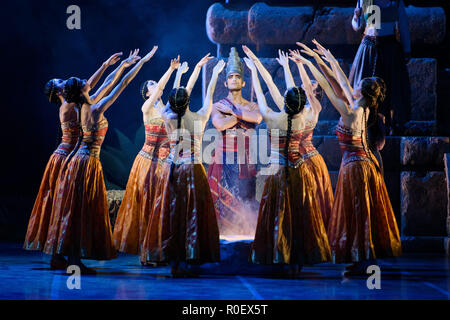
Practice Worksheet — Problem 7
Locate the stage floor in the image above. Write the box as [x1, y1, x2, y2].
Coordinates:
[0, 242, 449, 300]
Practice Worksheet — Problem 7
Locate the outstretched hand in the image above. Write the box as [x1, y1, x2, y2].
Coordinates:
[296, 42, 318, 59]
[170, 55, 181, 70]
[179, 61, 189, 74]
[243, 57, 256, 71]
[288, 50, 310, 65]
[242, 45, 257, 61]
[197, 53, 214, 68]
[276, 49, 290, 67]
[104, 52, 123, 66]
[311, 39, 335, 63]
[140, 46, 158, 63]
[213, 59, 225, 74]
[123, 49, 141, 67]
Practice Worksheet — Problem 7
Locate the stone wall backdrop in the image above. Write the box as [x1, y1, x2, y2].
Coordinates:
[197, 1, 450, 253]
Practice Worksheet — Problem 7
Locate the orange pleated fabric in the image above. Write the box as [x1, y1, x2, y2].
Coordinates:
[293, 122, 334, 229]
[43, 118, 116, 260]
[327, 123, 401, 263]
[251, 130, 331, 265]
[24, 120, 79, 251]
[112, 118, 169, 255]
[304, 153, 334, 229]
[141, 159, 220, 264]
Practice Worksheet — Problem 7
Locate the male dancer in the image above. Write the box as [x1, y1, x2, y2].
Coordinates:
[207, 47, 262, 236]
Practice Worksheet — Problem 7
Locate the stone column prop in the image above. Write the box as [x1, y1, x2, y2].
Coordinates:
[400, 137, 450, 252]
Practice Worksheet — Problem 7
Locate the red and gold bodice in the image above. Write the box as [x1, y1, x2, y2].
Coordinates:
[167, 133, 203, 165]
[336, 122, 377, 166]
[54, 120, 80, 156]
[139, 117, 169, 162]
[269, 129, 306, 168]
[298, 119, 319, 160]
[78, 118, 108, 158]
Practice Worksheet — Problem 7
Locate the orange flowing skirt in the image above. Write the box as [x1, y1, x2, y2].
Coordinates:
[304, 154, 334, 229]
[251, 165, 331, 265]
[141, 163, 220, 264]
[24, 152, 66, 251]
[112, 154, 162, 254]
[327, 159, 402, 263]
[43, 153, 116, 260]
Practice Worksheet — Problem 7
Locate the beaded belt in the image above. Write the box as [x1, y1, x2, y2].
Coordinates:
[269, 151, 305, 169]
[77, 146, 101, 158]
[342, 155, 372, 166]
[138, 150, 167, 164]
[54, 149, 70, 156]
[302, 149, 319, 161]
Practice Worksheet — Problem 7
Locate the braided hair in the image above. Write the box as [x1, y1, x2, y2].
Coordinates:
[168, 87, 190, 181]
[62, 77, 87, 164]
[359, 77, 384, 172]
[283, 87, 307, 184]
[58, 104, 83, 178]
[140, 80, 157, 101]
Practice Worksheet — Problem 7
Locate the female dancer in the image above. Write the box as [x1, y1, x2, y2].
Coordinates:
[243, 48, 331, 277]
[242, 46, 334, 229]
[142, 57, 224, 277]
[24, 52, 122, 269]
[112, 56, 187, 259]
[299, 40, 387, 175]
[291, 44, 401, 275]
[44, 47, 158, 273]
[350, 0, 411, 135]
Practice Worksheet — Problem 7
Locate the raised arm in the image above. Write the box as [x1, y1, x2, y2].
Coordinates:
[290, 53, 350, 117]
[321, 49, 354, 106]
[87, 52, 122, 89]
[90, 49, 140, 104]
[242, 45, 284, 111]
[290, 55, 322, 114]
[93, 46, 158, 115]
[142, 55, 180, 114]
[352, 0, 365, 32]
[173, 61, 189, 89]
[185, 53, 214, 95]
[276, 50, 296, 89]
[197, 60, 225, 119]
[243, 58, 271, 119]
[308, 40, 354, 105]
[296, 42, 349, 104]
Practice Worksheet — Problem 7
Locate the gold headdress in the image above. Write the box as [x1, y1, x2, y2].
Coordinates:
[226, 47, 244, 78]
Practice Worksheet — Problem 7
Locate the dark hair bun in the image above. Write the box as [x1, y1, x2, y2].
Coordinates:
[360, 77, 384, 109]
[284, 86, 306, 115]
[373, 77, 386, 104]
[63, 77, 86, 104]
[168, 87, 190, 116]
